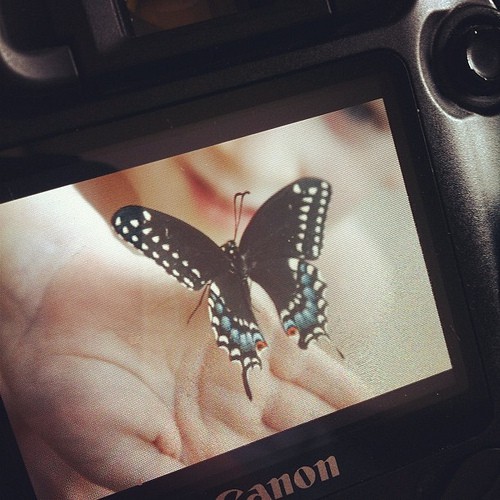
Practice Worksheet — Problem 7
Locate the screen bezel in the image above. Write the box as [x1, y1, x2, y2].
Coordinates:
[0, 50, 492, 499]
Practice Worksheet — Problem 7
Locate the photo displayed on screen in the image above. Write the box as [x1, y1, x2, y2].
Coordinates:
[0, 98, 452, 499]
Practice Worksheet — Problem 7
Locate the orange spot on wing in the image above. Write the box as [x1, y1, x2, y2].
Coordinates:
[256, 341, 268, 351]
[286, 326, 299, 336]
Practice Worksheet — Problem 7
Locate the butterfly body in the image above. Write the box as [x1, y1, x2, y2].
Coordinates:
[220, 239, 247, 276]
[112, 177, 331, 400]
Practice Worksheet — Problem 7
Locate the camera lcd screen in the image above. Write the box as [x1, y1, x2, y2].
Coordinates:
[0, 64, 477, 499]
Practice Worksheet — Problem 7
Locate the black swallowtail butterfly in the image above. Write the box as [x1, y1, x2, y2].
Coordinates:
[112, 177, 331, 400]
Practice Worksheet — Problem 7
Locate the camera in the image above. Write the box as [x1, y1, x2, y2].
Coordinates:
[0, 0, 499, 498]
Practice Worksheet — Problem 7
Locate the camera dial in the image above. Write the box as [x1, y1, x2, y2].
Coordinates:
[434, 5, 500, 114]
[465, 25, 500, 83]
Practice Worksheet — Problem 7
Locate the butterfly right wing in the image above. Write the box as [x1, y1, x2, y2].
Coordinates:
[247, 257, 328, 350]
[239, 178, 331, 349]
[112, 205, 229, 290]
[239, 177, 331, 262]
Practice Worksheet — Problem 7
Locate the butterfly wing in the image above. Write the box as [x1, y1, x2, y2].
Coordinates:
[248, 258, 328, 349]
[208, 276, 267, 400]
[240, 178, 331, 348]
[239, 177, 331, 261]
[112, 205, 267, 399]
[112, 205, 229, 290]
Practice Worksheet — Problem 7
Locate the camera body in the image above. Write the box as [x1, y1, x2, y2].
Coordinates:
[0, 1, 499, 498]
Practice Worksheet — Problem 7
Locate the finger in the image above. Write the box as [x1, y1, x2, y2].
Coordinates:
[261, 376, 336, 432]
[270, 341, 370, 409]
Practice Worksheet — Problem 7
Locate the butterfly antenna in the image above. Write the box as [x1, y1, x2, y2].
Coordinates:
[233, 190, 250, 241]
[187, 284, 210, 324]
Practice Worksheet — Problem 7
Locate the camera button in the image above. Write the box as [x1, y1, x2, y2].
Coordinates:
[434, 5, 500, 114]
[465, 26, 500, 83]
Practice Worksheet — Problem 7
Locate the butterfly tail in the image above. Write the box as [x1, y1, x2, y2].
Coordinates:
[242, 368, 253, 401]
[208, 282, 268, 400]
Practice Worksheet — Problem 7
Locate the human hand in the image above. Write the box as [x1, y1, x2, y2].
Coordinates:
[0, 184, 367, 498]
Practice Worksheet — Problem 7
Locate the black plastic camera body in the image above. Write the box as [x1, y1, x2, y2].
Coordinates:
[0, 1, 499, 499]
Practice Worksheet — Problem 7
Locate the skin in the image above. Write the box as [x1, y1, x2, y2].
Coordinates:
[0, 106, 397, 498]
[0, 179, 368, 498]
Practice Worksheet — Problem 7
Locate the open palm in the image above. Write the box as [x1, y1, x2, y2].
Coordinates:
[0, 186, 366, 499]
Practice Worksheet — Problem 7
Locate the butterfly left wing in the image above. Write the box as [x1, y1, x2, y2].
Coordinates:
[240, 178, 331, 348]
[208, 273, 268, 400]
[112, 205, 230, 290]
[112, 205, 266, 400]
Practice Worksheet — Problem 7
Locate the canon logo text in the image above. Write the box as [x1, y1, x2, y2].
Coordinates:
[216, 455, 340, 500]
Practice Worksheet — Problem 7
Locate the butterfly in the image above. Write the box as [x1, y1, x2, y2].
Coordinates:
[111, 177, 331, 400]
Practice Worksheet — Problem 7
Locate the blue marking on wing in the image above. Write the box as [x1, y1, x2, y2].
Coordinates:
[207, 282, 267, 400]
[281, 261, 328, 349]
